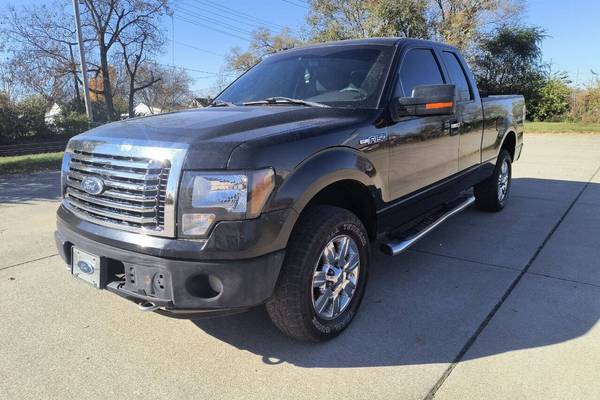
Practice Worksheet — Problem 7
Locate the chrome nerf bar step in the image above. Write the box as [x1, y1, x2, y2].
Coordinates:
[381, 195, 475, 256]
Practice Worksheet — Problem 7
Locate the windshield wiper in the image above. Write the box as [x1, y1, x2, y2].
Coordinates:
[209, 100, 236, 107]
[243, 97, 330, 108]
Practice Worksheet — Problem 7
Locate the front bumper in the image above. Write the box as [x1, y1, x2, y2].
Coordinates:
[55, 207, 290, 315]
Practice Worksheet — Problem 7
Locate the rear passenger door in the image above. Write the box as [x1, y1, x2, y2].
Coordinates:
[388, 47, 459, 200]
[440, 50, 484, 171]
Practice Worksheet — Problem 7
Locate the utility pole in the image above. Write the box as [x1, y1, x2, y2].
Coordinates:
[72, 0, 93, 122]
[170, 11, 175, 67]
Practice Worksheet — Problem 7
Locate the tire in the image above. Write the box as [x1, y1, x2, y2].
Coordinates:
[474, 149, 512, 212]
[266, 205, 370, 342]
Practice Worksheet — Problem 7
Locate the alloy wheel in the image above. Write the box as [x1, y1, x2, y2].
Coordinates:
[311, 235, 360, 320]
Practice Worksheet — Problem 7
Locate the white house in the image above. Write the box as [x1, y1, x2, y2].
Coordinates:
[134, 103, 161, 116]
[121, 103, 162, 119]
[44, 103, 62, 126]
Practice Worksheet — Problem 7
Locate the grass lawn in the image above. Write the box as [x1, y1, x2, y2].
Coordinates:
[0, 152, 64, 175]
[526, 121, 600, 134]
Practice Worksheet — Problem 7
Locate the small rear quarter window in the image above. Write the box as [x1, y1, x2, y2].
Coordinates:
[442, 51, 472, 101]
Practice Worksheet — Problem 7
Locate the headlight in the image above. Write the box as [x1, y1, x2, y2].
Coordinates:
[178, 168, 275, 238]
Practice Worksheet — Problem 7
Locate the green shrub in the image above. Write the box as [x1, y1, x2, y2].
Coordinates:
[528, 74, 571, 121]
[472, 27, 547, 121]
[15, 96, 51, 139]
[0, 92, 19, 144]
[569, 82, 600, 123]
[54, 111, 90, 136]
[0, 94, 53, 144]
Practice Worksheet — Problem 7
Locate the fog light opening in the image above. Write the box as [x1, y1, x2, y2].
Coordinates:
[186, 274, 223, 299]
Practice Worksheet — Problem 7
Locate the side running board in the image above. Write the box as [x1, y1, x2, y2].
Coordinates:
[381, 195, 475, 256]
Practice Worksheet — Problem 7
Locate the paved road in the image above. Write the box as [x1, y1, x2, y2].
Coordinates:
[1, 133, 599, 399]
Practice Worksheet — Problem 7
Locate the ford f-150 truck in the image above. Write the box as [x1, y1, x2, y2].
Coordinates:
[55, 38, 524, 341]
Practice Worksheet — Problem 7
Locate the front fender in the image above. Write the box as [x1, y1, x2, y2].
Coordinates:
[269, 146, 384, 215]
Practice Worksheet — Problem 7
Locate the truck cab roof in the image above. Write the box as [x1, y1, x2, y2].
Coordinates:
[284, 37, 458, 53]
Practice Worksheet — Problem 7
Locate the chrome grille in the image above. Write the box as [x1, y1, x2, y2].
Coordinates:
[64, 150, 170, 232]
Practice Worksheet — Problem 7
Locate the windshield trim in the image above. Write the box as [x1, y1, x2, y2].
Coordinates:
[373, 44, 400, 110]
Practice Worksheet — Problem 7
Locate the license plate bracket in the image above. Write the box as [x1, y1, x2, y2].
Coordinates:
[71, 247, 106, 289]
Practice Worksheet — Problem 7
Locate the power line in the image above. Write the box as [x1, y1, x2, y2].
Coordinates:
[155, 62, 220, 76]
[177, 5, 255, 36]
[174, 15, 252, 42]
[165, 39, 225, 57]
[173, 1, 301, 50]
[176, 5, 256, 37]
[281, 0, 309, 9]
[193, 0, 286, 30]
[153, 62, 237, 81]
[183, 2, 281, 32]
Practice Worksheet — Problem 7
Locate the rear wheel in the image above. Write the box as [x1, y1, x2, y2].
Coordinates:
[266, 205, 369, 342]
[474, 149, 512, 211]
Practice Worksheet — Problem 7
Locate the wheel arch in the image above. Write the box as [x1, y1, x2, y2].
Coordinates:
[304, 179, 378, 241]
[271, 147, 382, 244]
[500, 130, 517, 161]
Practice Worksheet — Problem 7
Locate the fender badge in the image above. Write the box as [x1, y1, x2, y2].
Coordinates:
[359, 134, 386, 145]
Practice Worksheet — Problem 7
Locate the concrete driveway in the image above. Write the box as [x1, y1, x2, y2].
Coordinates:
[1, 133, 599, 399]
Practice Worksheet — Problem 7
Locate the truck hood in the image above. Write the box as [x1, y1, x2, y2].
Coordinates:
[76, 106, 371, 169]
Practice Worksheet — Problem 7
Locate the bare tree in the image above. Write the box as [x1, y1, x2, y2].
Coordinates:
[1, 2, 86, 103]
[0, 61, 19, 101]
[430, 0, 524, 50]
[117, 20, 163, 117]
[210, 68, 235, 96]
[80, 0, 168, 120]
[137, 64, 193, 112]
[226, 27, 300, 73]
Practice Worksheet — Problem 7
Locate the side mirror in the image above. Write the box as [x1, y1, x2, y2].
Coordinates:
[391, 84, 456, 121]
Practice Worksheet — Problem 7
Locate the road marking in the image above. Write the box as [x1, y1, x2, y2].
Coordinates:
[424, 163, 600, 400]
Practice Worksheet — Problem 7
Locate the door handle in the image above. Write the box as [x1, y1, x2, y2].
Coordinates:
[448, 120, 462, 135]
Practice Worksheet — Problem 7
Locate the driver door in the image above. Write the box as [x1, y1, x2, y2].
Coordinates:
[387, 46, 460, 200]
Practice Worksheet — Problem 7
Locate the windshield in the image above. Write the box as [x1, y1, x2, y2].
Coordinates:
[216, 45, 395, 109]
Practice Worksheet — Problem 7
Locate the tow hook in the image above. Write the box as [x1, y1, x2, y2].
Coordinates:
[138, 301, 160, 312]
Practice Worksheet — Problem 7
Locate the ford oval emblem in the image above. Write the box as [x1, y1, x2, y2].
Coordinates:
[81, 176, 105, 195]
[77, 260, 94, 275]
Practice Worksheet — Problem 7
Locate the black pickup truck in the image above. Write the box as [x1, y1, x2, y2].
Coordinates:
[55, 38, 524, 341]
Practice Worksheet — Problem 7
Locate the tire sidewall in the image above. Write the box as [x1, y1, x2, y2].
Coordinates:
[301, 217, 369, 340]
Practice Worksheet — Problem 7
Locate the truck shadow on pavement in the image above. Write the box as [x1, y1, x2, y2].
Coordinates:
[0, 171, 61, 204]
[193, 177, 600, 368]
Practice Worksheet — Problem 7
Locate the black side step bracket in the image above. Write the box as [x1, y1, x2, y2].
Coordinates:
[380, 195, 475, 256]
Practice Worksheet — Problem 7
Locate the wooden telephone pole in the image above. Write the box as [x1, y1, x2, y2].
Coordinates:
[72, 0, 93, 122]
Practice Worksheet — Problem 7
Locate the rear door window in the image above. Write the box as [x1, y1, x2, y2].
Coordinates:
[442, 51, 472, 101]
[397, 49, 444, 97]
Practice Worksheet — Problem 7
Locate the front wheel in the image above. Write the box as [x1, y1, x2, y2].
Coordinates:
[266, 205, 369, 342]
[474, 149, 512, 211]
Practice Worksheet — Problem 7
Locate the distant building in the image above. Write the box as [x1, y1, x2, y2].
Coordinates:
[45, 103, 62, 126]
[190, 97, 212, 108]
[134, 103, 162, 116]
[120, 103, 162, 119]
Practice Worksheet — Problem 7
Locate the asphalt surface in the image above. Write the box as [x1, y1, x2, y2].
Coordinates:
[1, 133, 599, 399]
